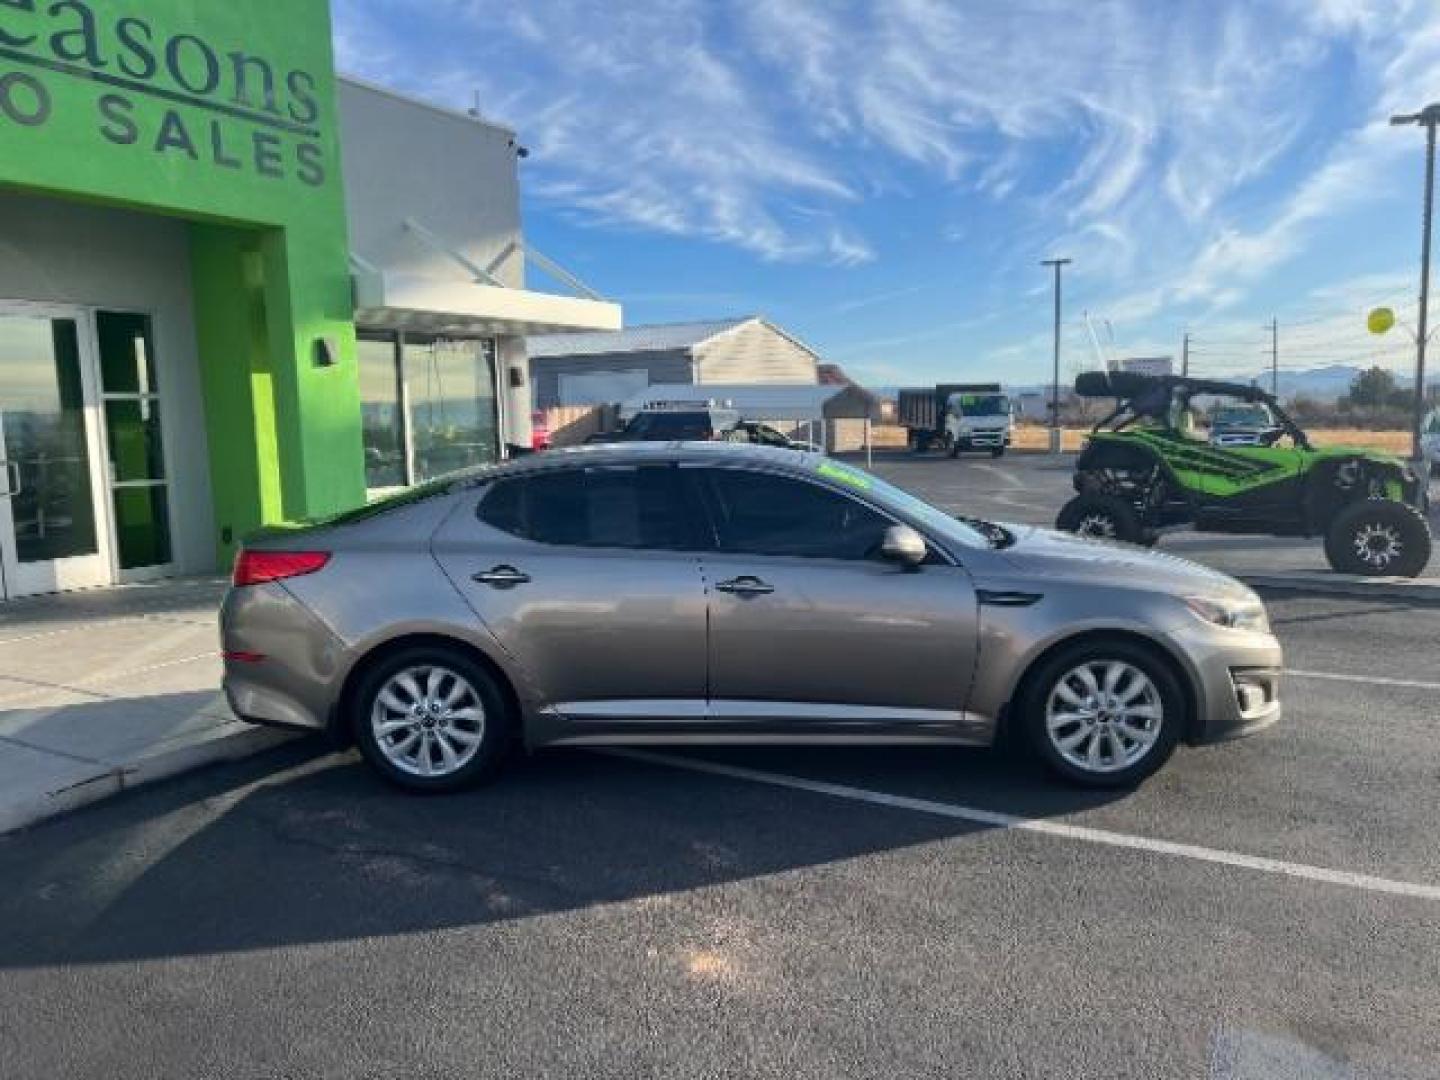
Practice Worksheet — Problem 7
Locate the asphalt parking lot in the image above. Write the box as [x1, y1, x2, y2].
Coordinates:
[1, 587, 1438, 1078]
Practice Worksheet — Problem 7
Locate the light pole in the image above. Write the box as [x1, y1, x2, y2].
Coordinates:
[1390, 103, 1440, 463]
[1041, 257, 1072, 454]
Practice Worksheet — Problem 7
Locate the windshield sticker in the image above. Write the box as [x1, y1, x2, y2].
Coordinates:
[816, 461, 872, 490]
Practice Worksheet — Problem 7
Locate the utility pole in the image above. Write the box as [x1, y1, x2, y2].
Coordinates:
[1181, 332, 1190, 378]
[1041, 257, 1072, 454]
[1390, 103, 1440, 462]
[1269, 317, 1279, 397]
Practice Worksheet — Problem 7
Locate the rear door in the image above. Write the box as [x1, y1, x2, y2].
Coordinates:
[688, 466, 982, 737]
[433, 464, 710, 728]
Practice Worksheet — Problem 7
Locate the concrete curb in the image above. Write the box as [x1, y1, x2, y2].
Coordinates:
[0, 723, 298, 837]
[1240, 572, 1440, 602]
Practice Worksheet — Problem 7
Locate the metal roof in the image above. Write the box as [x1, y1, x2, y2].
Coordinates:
[620, 382, 880, 422]
[527, 317, 752, 358]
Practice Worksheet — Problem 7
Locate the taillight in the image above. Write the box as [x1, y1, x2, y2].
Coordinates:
[232, 550, 331, 587]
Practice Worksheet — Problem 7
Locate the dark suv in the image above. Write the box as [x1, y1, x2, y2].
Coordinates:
[589, 406, 742, 443]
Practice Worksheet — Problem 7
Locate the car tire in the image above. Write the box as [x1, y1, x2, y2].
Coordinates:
[1323, 499, 1432, 577]
[1018, 639, 1185, 788]
[351, 645, 514, 792]
[991, 447, 1005, 459]
[1055, 493, 1147, 544]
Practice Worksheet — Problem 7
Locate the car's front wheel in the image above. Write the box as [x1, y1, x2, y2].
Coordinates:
[352, 646, 513, 792]
[1323, 499, 1432, 577]
[1019, 640, 1185, 787]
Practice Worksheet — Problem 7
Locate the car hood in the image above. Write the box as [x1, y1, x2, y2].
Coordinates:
[990, 524, 1253, 599]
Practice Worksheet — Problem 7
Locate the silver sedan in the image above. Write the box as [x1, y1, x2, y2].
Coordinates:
[221, 443, 1281, 790]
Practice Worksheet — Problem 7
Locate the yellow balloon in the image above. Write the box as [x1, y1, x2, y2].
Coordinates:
[1368, 307, 1396, 334]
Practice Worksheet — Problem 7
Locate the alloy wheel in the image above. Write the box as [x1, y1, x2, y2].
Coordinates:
[1075, 513, 1119, 540]
[370, 665, 487, 778]
[1353, 522, 1403, 570]
[1044, 661, 1163, 774]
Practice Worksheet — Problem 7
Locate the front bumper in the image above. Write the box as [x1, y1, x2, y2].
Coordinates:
[1186, 636, 1283, 744]
[959, 429, 1009, 448]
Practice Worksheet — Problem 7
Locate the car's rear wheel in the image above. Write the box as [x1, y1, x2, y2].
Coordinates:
[1323, 499, 1432, 577]
[352, 646, 513, 792]
[1019, 640, 1184, 788]
[1055, 493, 1148, 544]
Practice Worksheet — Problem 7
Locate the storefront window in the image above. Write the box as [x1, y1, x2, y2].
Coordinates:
[403, 337, 500, 482]
[358, 335, 407, 491]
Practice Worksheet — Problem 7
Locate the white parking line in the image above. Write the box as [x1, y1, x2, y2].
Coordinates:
[608, 749, 1440, 902]
[1286, 669, 1440, 692]
[972, 462, 1025, 488]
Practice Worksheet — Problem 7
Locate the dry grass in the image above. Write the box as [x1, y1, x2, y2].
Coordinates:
[847, 424, 1411, 456]
[1303, 429, 1410, 454]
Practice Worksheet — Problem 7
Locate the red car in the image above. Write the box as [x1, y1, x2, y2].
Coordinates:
[531, 410, 551, 451]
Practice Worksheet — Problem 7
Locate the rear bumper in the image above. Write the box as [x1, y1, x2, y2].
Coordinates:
[220, 583, 344, 734]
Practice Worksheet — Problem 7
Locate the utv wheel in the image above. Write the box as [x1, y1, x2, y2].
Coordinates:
[1323, 500, 1432, 577]
[1019, 639, 1184, 788]
[352, 646, 514, 792]
[1056, 493, 1147, 544]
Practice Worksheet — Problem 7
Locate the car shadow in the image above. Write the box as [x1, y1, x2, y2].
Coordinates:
[0, 728, 1127, 970]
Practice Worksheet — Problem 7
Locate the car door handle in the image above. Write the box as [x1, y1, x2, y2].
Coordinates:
[715, 576, 774, 597]
[472, 565, 531, 588]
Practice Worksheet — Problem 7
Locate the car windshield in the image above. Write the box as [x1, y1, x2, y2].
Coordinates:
[813, 461, 1004, 549]
[1213, 405, 1271, 427]
[953, 394, 1009, 414]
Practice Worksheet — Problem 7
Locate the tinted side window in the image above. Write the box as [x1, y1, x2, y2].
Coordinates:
[479, 467, 698, 550]
[702, 469, 892, 560]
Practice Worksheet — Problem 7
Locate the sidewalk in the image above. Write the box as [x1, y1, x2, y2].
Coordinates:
[0, 578, 296, 835]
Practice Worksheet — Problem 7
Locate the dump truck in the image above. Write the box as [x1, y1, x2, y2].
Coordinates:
[897, 383, 1012, 457]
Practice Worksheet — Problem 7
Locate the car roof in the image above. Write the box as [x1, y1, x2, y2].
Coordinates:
[441, 441, 820, 489]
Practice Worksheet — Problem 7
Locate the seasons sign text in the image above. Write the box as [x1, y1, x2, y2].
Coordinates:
[0, 0, 327, 187]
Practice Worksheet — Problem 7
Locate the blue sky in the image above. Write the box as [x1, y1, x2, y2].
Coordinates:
[332, 0, 1440, 387]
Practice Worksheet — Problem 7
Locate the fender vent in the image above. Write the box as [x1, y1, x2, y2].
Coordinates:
[977, 590, 1042, 608]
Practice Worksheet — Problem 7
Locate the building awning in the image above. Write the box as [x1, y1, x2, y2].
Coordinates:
[353, 270, 622, 337]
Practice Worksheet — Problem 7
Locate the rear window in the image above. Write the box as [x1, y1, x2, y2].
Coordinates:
[478, 466, 700, 550]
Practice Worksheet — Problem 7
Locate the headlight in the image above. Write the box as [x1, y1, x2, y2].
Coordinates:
[1184, 595, 1270, 633]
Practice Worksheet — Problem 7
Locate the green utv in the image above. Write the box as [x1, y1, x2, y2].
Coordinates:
[1055, 372, 1433, 577]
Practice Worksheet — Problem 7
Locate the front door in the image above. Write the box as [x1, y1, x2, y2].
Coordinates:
[690, 467, 982, 737]
[0, 304, 112, 598]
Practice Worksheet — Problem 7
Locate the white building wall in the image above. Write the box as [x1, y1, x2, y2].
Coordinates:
[338, 77, 534, 449]
[0, 190, 214, 575]
[337, 77, 525, 289]
[694, 320, 820, 384]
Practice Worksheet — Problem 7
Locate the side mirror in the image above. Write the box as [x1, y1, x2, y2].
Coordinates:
[880, 524, 928, 569]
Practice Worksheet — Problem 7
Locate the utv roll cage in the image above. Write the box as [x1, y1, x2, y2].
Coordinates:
[1073, 371, 1310, 450]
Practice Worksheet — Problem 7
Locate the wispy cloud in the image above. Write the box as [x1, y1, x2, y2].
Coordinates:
[333, 0, 1440, 379]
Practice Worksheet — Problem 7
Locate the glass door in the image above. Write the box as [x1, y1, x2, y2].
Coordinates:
[0, 304, 113, 597]
[96, 311, 174, 578]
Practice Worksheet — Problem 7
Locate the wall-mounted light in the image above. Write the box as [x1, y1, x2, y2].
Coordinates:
[314, 336, 339, 368]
